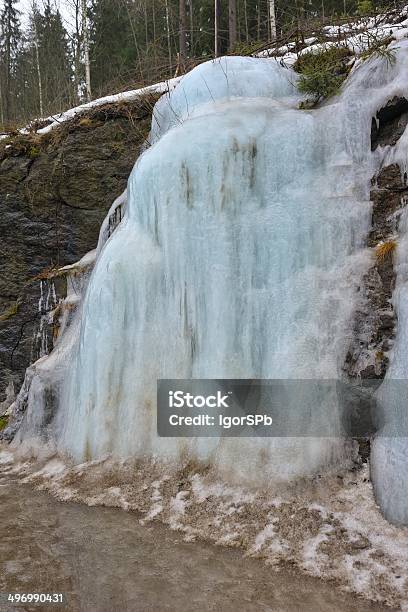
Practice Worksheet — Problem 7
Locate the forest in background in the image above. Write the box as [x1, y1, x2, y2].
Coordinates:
[0, 0, 402, 129]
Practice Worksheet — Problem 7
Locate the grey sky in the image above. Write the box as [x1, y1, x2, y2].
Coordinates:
[16, 0, 75, 30]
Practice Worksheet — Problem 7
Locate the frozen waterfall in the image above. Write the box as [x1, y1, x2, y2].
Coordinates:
[14, 48, 408, 502]
[52, 55, 377, 487]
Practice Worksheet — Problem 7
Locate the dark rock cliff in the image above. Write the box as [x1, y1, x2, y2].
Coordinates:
[344, 96, 408, 460]
[0, 96, 155, 401]
[345, 163, 407, 381]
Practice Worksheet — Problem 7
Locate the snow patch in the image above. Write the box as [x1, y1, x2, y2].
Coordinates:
[2, 454, 408, 608]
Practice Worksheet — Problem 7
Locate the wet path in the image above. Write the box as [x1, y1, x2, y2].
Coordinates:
[0, 473, 389, 612]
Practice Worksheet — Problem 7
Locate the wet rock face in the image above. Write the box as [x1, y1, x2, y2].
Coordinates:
[371, 96, 408, 151]
[345, 164, 407, 381]
[345, 103, 408, 461]
[0, 102, 153, 401]
[346, 95, 408, 384]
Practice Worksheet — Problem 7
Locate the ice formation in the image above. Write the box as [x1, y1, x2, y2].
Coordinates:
[57, 54, 377, 486]
[10, 43, 408, 509]
[367, 43, 408, 526]
[371, 210, 408, 525]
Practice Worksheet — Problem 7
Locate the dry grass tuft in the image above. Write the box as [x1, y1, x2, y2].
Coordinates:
[78, 117, 103, 129]
[375, 239, 397, 261]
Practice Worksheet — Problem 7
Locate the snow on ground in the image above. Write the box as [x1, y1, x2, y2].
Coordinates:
[36, 77, 182, 135]
[1, 446, 407, 609]
[0, 77, 181, 140]
[257, 7, 408, 67]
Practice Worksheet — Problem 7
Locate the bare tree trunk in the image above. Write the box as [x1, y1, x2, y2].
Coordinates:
[268, 0, 277, 41]
[152, 0, 158, 73]
[322, 0, 325, 20]
[244, 0, 249, 42]
[179, 0, 187, 69]
[228, 0, 237, 51]
[0, 80, 3, 125]
[74, 2, 80, 94]
[189, 0, 194, 56]
[215, 0, 221, 57]
[4, 8, 11, 121]
[123, 0, 143, 81]
[165, 0, 172, 73]
[257, 2, 261, 40]
[31, 1, 43, 117]
[72, 0, 81, 104]
[152, 0, 156, 42]
[296, 0, 305, 29]
[81, 0, 92, 102]
[144, 1, 148, 48]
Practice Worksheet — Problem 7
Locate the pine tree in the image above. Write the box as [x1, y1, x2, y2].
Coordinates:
[37, 2, 73, 111]
[0, 0, 21, 122]
[90, 0, 137, 95]
[357, 0, 373, 14]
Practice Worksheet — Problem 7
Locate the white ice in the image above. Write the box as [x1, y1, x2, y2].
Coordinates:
[150, 56, 300, 144]
[15, 43, 408, 504]
[371, 208, 408, 525]
[53, 54, 379, 487]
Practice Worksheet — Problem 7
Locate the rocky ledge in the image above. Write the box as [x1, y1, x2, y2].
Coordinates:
[0, 95, 156, 402]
